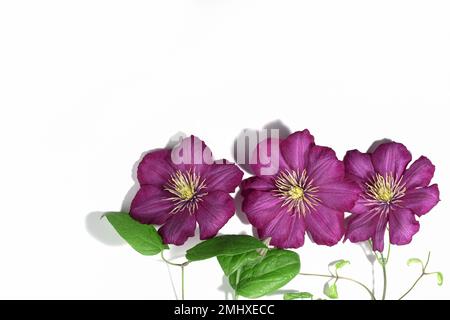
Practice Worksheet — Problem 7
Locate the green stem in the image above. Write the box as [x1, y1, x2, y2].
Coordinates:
[161, 251, 189, 300]
[380, 253, 387, 300]
[398, 252, 431, 300]
[398, 274, 424, 300]
[299, 273, 376, 300]
[160, 251, 189, 267]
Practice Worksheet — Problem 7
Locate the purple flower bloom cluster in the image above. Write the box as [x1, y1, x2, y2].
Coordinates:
[130, 131, 440, 251]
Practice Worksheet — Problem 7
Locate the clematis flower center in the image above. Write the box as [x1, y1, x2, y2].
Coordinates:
[365, 173, 406, 207]
[178, 184, 195, 200]
[288, 186, 304, 200]
[164, 170, 207, 214]
[376, 185, 394, 202]
[274, 169, 320, 216]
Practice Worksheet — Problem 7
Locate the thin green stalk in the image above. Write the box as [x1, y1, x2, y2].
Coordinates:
[371, 241, 390, 300]
[299, 272, 376, 300]
[399, 252, 431, 300]
[398, 274, 424, 300]
[161, 251, 189, 300]
[160, 251, 189, 267]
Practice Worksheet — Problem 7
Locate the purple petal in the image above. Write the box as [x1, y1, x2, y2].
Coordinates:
[371, 142, 412, 178]
[344, 150, 375, 184]
[171, 135, 214, 175]
[372, 214, 388, 252]
[402, 184, 440, 216]
[403, 156, 435, 189]
[195, 191, 236, 240]
[203, 161, 243, 193]
[256, 205, 289, 241]
[350, 198, 371, 214]
[346, 211, 388, 252]
[304, 204, 345, 246]
[158, 212, 197, 245]
[307, 145, 345, 185]
[130, 185, 173, 225]
[242, 190, 283, 229]
[389, 208, 420, 246]
[258, 209, 305, 249]
[345, 210, 380, 243]
[250, 138, 289, 176]
[240, 176, 274, 196]
[316, 180, 360, 212]
[279, 130, 314, 171]
[282, 214, 306, 249]
[137, 149, 174, 186]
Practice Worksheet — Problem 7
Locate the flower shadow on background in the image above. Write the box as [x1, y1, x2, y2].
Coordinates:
[231, 120, 291, 231]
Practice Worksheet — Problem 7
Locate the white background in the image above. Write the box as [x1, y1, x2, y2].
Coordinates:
[0, 1, 449, 300]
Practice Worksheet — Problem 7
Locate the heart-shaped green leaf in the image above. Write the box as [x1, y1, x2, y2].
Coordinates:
[228, 249, 300, 299]
[283, 292, 313, 300]
[186, 235, 267, 261]
[324, 282, 338, 299]
[105, 212, 167, 255]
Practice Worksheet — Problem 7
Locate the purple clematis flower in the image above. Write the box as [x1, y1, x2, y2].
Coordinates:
[344, 142, 440, 252]
[241, 130, 360, 249]
[130, 135, 244, 245]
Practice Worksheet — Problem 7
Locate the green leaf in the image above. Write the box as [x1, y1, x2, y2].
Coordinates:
[186, 235, 267, 261]
[334, 260, 350, 270]
[436, 272, 444, 286]
[228, 249, 301, 299]
[218, 250, 261, 276]
[407, 258, 423, 267]
[283, 292, 313, 300]
[324, 282, 339, 299]
[105, 212, 167, 255]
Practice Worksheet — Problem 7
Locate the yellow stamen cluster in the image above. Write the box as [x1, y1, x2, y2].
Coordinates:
[164, 170, 207, 214]
[274, 169, 320, 216]
[365, 173, 406, 208]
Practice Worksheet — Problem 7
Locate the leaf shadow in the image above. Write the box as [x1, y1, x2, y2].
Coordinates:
[217, 275, 234, 300]
[85, 211, 124, 246]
